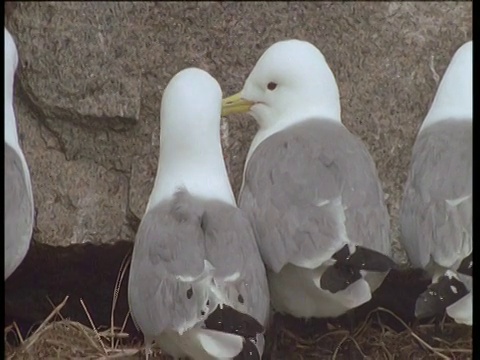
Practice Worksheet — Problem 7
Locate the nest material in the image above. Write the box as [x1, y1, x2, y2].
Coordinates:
[266, 309, 472, 360]
[5, 297, 472, 360]
[5, 247, 471, 359]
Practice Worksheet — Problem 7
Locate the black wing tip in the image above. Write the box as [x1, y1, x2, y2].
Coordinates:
[320, 263, 362, 293]
[415, 297, 440, 319]
[205, 306, 263, 360]
[457, 254, 472, 276]
[234, 337, 261, 360]
[205, 305, 264, 338]
[332, 244, 398, 272]
[415, 286, 443, 319]
[414, 274, 469, 319]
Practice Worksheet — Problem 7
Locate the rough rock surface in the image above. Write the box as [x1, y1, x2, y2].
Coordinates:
[6, 2, 471, 263]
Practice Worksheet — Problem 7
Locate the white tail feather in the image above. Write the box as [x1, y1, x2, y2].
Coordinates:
[335, 278, 372, 308]
[446, 292, 472, 326]
[192, 328, 244, 358]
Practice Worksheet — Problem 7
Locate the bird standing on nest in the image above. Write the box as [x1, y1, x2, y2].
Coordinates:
[128, 68, 270, 360]
[400, 41, 472, 327]
[221, 40, 397, 324]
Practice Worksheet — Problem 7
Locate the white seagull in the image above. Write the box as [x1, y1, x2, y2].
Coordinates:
[221, 39, 396, 320]
[400, 41, 472, 326]
[128, 68, 270, 359]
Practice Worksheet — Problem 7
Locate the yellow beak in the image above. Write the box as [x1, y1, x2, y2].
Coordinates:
[221, 92, 255, 116]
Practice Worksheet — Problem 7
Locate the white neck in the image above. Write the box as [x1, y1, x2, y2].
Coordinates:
[420, 41, 472, 133]
[4, 28, 33, 207]
[5, 65, 20, 151]
[5, 28, 20, 150]
[4, 86, 34, 208]
[146, 131, 236, 212]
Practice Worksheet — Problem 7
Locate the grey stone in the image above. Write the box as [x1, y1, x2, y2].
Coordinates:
[5, 2, 471, 263]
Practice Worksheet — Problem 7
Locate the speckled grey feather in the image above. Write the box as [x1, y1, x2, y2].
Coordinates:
[400, 120, 472, 270]
[128, 189, 269, 341]
[240, 120, 391, 274]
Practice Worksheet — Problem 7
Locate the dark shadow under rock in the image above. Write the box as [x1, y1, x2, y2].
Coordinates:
[4, 245, 453, 359]
[5, 241, 140, 342]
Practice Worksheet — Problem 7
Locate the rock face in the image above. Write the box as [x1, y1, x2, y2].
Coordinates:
[6, 3, 471, 262]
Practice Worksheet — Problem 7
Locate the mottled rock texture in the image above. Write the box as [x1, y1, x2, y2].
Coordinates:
[6, 2, 471, 263]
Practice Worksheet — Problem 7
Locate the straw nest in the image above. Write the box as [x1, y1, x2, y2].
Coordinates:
[5, 254, 472, 360]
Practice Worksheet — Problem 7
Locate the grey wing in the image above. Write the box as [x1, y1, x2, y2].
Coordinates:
[127, 201, 208, 337]
[400, 121, 472, 269]
[5, 143, 34, 279]
[203, 203, 270, 326]
[240, 121, 390, 273]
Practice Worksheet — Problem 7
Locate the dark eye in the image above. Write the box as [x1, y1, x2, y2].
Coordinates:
[267, 82, 277, 91]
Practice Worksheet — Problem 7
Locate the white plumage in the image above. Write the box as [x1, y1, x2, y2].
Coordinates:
[222, 40, 395, 320]
[400, 41, 472, 325]
[4, 27, 34, 280]
[128, 68, 269, 359]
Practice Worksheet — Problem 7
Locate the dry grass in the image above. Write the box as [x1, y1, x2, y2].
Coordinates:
[266, 308, 472, 360]
[5, 301, 471, 359]
[5, 250, 471, 360]
[5, 313, 141, 359]
[4, 251, 153, 359]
